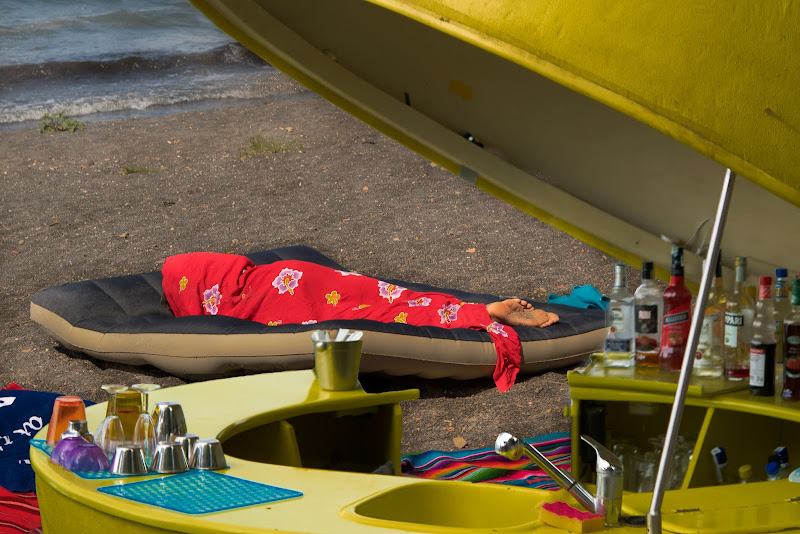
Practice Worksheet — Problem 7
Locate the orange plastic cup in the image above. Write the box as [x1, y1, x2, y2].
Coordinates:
[46, 396, 87, 446]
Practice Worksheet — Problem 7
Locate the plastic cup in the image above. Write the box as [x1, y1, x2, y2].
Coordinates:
[46, 396, 87, 446]
[50, 436, 89, 466]
[62, 442, 111, 472]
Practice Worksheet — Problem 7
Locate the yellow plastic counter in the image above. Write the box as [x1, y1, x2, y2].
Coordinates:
[32, 369, 800, 533]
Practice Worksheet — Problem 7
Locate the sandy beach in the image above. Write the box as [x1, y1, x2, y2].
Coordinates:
[0, 71, 623, 454]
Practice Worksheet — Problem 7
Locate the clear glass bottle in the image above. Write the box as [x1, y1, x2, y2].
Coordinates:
[695, 255, 726, 377]
[660, 247, 693, 372]
[604, 263, 634, 367]
[634, 261, 662, 374]
[750, 276, 777, 396]
[723, 259, 753, 380]
[774, 268, 791, 363]
[739, 257, 756, 345]
[781, 278, 800, 400]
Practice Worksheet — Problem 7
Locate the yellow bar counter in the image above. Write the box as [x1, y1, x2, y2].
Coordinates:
[32, 369, 800, 533]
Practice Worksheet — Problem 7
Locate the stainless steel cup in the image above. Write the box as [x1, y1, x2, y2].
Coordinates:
[152, 401, 187, 443]
[60, 420, 94, 443]
[171, 433, 199, 466]
[150, 440, 189, 473]
[190, 438, 227, 470]
[110, 443, 149, 476]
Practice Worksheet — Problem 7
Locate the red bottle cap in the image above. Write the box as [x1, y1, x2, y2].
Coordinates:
[760, 276, 773, 286]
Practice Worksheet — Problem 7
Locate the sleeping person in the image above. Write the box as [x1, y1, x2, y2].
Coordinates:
[161, 252, 559, 391]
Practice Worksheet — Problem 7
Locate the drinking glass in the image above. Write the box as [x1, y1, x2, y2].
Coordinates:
[96, 384, 128, 459]
[131, 383, 161, 464]
[95, 414, 125, 461]
[46, 396, 87, 446]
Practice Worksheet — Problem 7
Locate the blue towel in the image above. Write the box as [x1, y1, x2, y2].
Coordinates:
[547, 285, 610, 310]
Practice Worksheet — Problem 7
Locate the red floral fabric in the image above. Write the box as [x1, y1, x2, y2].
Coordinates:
[162, 253, 521, 391]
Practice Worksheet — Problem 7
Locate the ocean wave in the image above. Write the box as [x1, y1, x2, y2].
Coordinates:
[1, 4, 209, 36]
[0, 75, 278, 125]
[1, 43, 270, 83]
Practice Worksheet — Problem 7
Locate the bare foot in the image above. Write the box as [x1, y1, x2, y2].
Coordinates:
[486, 299, 559, 328]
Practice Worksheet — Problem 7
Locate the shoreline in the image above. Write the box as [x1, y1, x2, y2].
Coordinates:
[0, 71, 617, 453]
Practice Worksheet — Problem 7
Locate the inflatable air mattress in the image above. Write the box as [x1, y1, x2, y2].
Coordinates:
[30, 246, 605, 380]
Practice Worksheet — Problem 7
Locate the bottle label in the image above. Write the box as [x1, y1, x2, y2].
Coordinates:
[605, 338, 632, 353]
[787, 334, 800, 359]
[750, 343, 775, 388]
[664, 311, 689, 326]
[635, 304, 658, 334]
[610, 306, 627, 331]
[697, 314, 717, 365]
[661, 303, 691, 351]
[750, 346, 766, 387]
[724, 313, 743, 348]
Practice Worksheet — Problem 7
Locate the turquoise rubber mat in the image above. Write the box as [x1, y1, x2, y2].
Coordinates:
[98, 470, 303, 514]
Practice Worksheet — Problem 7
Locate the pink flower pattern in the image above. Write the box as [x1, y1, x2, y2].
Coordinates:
[272, 268, 303, 295]
[202, 284, 222, 315]
[408, 297, 432, 307]
[378, 281, 406, 303]
[487, 322, 509, 337]
[438, 303, 461, 325]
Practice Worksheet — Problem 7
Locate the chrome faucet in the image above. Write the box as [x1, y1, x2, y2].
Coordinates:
[495, 432, 623, 526]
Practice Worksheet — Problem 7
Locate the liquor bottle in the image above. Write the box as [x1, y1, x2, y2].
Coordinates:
[723, 259, 753, 380]
[739, 257, 756, 345]
[695, 255, 726, 378]
[604, 263, 634, 367]
[634, 261, 662, 373]
[782, 278, 800, 400]
[774, 268, 791, 363]
[659, 247, 692, 371]
[750, 276, 777, 396]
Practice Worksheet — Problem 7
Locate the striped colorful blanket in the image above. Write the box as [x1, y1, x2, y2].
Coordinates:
[401, 432, 571, 490]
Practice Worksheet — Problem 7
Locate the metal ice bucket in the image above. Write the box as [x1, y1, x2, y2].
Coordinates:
[311, 329, 363, 391]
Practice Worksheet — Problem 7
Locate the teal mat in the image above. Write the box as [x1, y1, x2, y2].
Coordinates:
[97, 470, 303, 514]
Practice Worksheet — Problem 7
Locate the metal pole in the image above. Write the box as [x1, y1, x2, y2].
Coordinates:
[647, 169, 737, 533]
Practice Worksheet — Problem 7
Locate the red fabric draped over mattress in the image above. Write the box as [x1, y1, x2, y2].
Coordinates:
[162, 253, 521, 390]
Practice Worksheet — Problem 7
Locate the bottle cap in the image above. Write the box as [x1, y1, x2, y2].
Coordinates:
[641, 261, 654, 278]
[776, 268, 788, 278]
[738, 464, 752, 479]
[766, 461, 780, 476]
[711, 446, 727, 465]
[774, 446, 790, 466]
[760, 276, 772, 286]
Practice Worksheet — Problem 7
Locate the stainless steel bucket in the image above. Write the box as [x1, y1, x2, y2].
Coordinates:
[311, 329, 363, 391]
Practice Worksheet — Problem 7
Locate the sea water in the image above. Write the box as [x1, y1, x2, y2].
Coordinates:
[0, 0, 289, 131]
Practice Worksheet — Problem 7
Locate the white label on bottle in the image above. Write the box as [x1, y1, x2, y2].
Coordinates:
[724, 313, 743, 348]
[611, 307, 626, 330]
[750, 347, 766, 387]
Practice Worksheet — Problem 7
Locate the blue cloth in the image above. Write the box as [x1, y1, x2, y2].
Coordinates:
[0, 387, 94, 492]
[547, 285, 610, 310]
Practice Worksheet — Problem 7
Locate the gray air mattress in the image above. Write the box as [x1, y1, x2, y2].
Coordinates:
[30, 246, 605, 380]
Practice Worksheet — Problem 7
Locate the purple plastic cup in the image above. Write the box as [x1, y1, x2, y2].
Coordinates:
[50, 435, 89, 466]
[62, 442, 111, 472]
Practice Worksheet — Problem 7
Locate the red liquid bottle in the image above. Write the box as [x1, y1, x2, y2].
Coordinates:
[750, 276, 777, 396]
[782, 278, 800, 400]
[660, 247, 693, 371]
